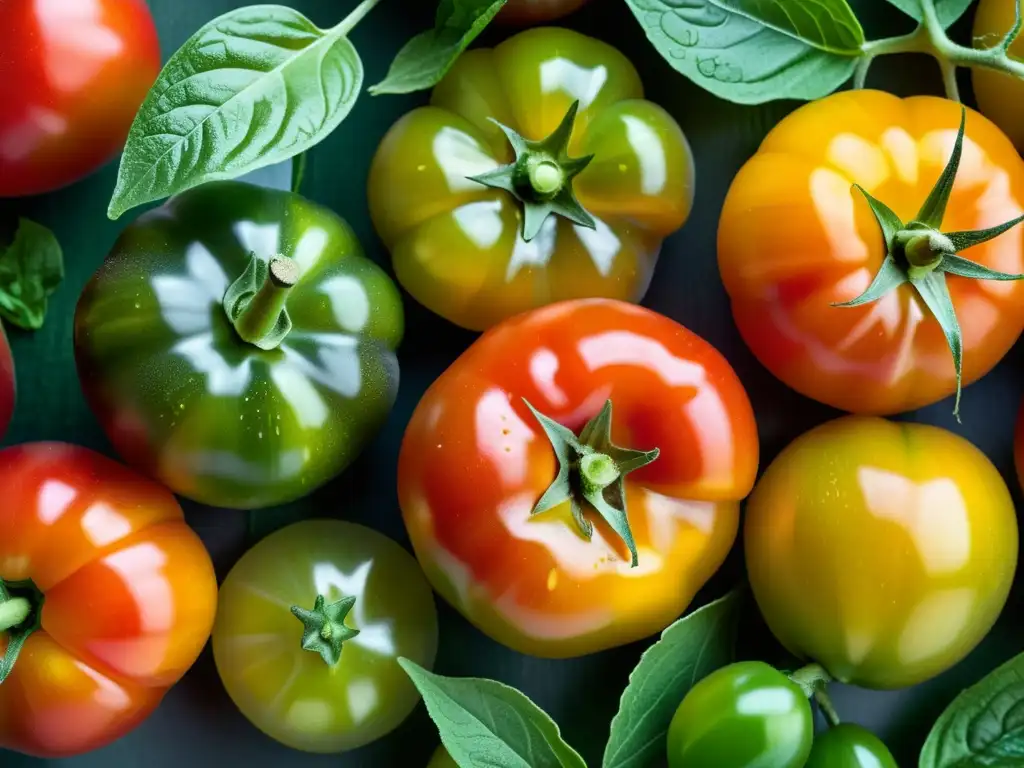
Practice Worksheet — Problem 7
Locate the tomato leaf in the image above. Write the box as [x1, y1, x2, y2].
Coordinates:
[107, 5, 365, 220]
[398, 658, 586, 768]
[621, 0, 864, 105]
[0, 219, 64, 331]
[919, 651, 1024, 767]
[368, 0, 507, 95]
[602, 590, 743, 768]
[883, 0, 974, 29]
[912, 272, 962, 418]
[915, 107, 965, 229]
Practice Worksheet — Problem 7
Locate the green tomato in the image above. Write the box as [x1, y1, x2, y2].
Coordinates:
[212, 520, 439, 754]
[74, 180, 404, 509]
[806, 724, 898, 768]
[428, 745, 458, 767]
[667, 661, 813, 768]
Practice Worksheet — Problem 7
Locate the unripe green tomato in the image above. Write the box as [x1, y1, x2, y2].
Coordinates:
[427, 745, 457, 767]
[666, 661, 813, 768]
[805, 723, 897, 768]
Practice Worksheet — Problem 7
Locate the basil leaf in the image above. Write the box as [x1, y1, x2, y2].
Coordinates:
[883, 0, 973, 29]
[0, 219, 64, 331]
[369, 0, 507, 95]
[622, 0, 864, 105]
[108, 5, 364, 220]
[398, 658, 586, 768]
[602, 590, 743, 768]
[920, 652, 1024, 767]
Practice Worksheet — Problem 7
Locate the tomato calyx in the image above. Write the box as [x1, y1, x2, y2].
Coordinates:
[290, 594, 360, 667]
[789, 663, 841, 728]
[223, 254, 301, 351]
[525, 398, 660, 567]
[833, 107, 1024, 419]
[467, 100, 596, 242]
[0, 578, 44, 685]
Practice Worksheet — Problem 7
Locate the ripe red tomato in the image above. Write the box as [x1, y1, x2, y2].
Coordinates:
[498, 0, 591, 24]
[0, 0, 161, 197]
[0, 326, 13, 438]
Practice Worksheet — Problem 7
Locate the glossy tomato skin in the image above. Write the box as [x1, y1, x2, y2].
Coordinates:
[746, 416, 1017, 689]
[805, 724, 898, 768]
[0, 0, 160, 197]
[718, 90, 1024, 415]
[399, 299, 759, 658]
[666, 661, 813, 768]
[973, 0, 1024, 152]
[212, 520, 439, 754]
[0, 443, 217, 758]
[0, 325, 13, 438]
[498, 0, 591, 23]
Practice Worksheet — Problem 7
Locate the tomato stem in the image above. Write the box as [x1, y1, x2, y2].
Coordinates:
[789, 663, 841, 727]
[0, 597, 29, 633]
[223, 255, 299, 351]
[333, 0, 386, 36]
[291, 594, 360, 667]
[529, 160, 564, 197]
[580, 452, 620, 493]
[0, 579, 43, 686]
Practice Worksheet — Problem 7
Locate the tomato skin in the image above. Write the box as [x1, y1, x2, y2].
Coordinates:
[973, 0, 1024, 152]
[498, 0, 591, 23]
[399, 299, 758, 658]
[1016, 397, 1024, 495]
[805, 724, 897, 768]
[212, 520, 439, 754]
[718, 90, 1024, 415]
[427, 745, 458, 767]
[666, 661, 813, 768]
[0, 443, 217, 758]
[0, 325, 13, 438]
[745, 416, 1017, 689]
[0, 0, 160, 197]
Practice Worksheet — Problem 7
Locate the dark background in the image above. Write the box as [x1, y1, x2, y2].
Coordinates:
[3, 0, 1022, 766]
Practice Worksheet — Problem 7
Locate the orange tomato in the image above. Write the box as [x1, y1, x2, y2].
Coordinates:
[0, 443, 217, 757]
[972, 0, 1024, 152]
[718, 90, 1024, 415]
[398, 299, 758, 658]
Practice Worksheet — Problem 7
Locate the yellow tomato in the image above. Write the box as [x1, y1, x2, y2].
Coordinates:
[973, 0, 1024, 152]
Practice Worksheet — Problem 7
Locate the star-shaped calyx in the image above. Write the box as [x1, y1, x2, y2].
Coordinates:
[291, 594, 361, 667]
[468, 100, 597, 242]
[525, 399, 659, 567]
[834, 107, 1024, 420]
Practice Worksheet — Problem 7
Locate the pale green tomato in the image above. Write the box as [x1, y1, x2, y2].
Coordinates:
[428, 745, 458, 766]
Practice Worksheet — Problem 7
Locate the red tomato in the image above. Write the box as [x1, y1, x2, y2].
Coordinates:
[398, 299, 759, 658]
[0, 326, 13, 438]
[498, 0, 591, 24]
[0, 0, 160, 197]
[0, 443, 217, 758]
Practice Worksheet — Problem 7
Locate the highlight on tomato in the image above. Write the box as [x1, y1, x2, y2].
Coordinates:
[0, 442, 217, 758]
[212, 520, 439, 754]
[745, 416, 1017, 690]
[972, 0, 1024, 152]
[0, 326, 13, 438]
[0, 0, 161, 197]
[398, 298, 759, 658]
[718, 90, 1024, 417]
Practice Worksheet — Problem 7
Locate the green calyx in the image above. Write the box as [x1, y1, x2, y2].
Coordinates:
[834, 107, 1024, 420]
[0, 579, 44, 685]
[525, 399, 660, 567]
[468, 100, 597, 242]
[790, 663, 841, 728]
[291, 594, 361, 668]
[223, 254, 301, 351]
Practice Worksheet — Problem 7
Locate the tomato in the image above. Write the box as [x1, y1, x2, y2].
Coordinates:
[805, 723, 898, 768]
[1016, 396, 1024, 495]
[718, 90, 1024, 415]
[745, 416, 1017, 689]
[498, 0, 591, 24]
[398, 299, 758, 658]
[0, 0, 160, 197]
[212, 520, 439, 754]
[666, 661, 813, 768]
[0, 443, 217, 758]
[0, 326, 13, 439]
[973, 0, 1024, 152]
[428, 745, 458, 767]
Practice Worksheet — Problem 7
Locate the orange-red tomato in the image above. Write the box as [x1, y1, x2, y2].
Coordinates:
[0, 0, 160, 197]
[972, 0, 1024, 152]
[398, 299, 758, 658]
[718, 91, 1024, 415]
[0, 326, 13, 438]
[0, 443, 217, 757]
[498, 0, 591, 24]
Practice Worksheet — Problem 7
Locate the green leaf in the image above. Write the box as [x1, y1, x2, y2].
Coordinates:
[854, 184, 905, 248]
[399, 658, 586, 768]
[0, 219, 64, 331]
[946, 214, 1024, 252]
[621, 0, 864, 105]
[914, 107, 966, 229]
[919, 651, 1024, 767]
[107, 5, 364, 220]
[912, 272, 963, 418]
[603, 590, 743, 768]
[942, 254, 1024, 281]
[832, 254, 908, 307]
[368, 0, 507, 95]
[883, 0, 974, 29]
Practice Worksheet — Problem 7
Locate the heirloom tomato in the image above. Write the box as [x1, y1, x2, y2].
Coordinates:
[498, 0, 591, 23]
[719, 90, 1024, 415]
[74, 181, 404, 510]
[398, 299, 758, 658]
[0, 326, 13, 438]
[805, 724, 897, 768]
[0, 0, 160, 197]
[0, 443, 217, 758]
[212, 520, 439, 754]
[666, 661, 813, 768]
[973, 0, 1024, 152]
[746, 416, 1017, 689]
[369, 27, 695, 331]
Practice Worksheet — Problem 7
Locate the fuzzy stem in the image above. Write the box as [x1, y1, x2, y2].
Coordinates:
[0, 598, 30, 633]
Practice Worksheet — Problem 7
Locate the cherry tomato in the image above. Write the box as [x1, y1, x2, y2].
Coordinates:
[746, 416, 1017, 689]
[212, 520, 439, 754]
[0, 443, 217, 758]
[428, 745, 458, 767]
[718, 90, 1024, 415]
[805, 723, 898, 768]
[0, 326, 13, 438]
[973, 0, 1024, 152]
[666, 661, 813, 768]
[0, 0, 160, 197]
[399, 299, 758, 658]
[498, 0, 591, 24]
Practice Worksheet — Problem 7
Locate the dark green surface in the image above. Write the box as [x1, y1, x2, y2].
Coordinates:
[2, 1, 1022, 766]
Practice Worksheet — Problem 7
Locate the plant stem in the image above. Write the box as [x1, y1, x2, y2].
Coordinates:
[335, 0, 385, 35]
[0, 598, 30, 633]
[855, 28, 931, 89]
[814, 688, 842, 728]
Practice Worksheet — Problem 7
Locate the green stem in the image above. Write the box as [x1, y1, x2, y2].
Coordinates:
[0, 598, 30, 632]
[579, 452, 620, 494]
[855, 28, 931, 89]
[529, 161, 564, 197]
[334, 0, 385, 35]
[233, 257, 298, 347]
[291, 594, 360, 668]
[789, 663, 841, 727]
[814, 688, 842, 728]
